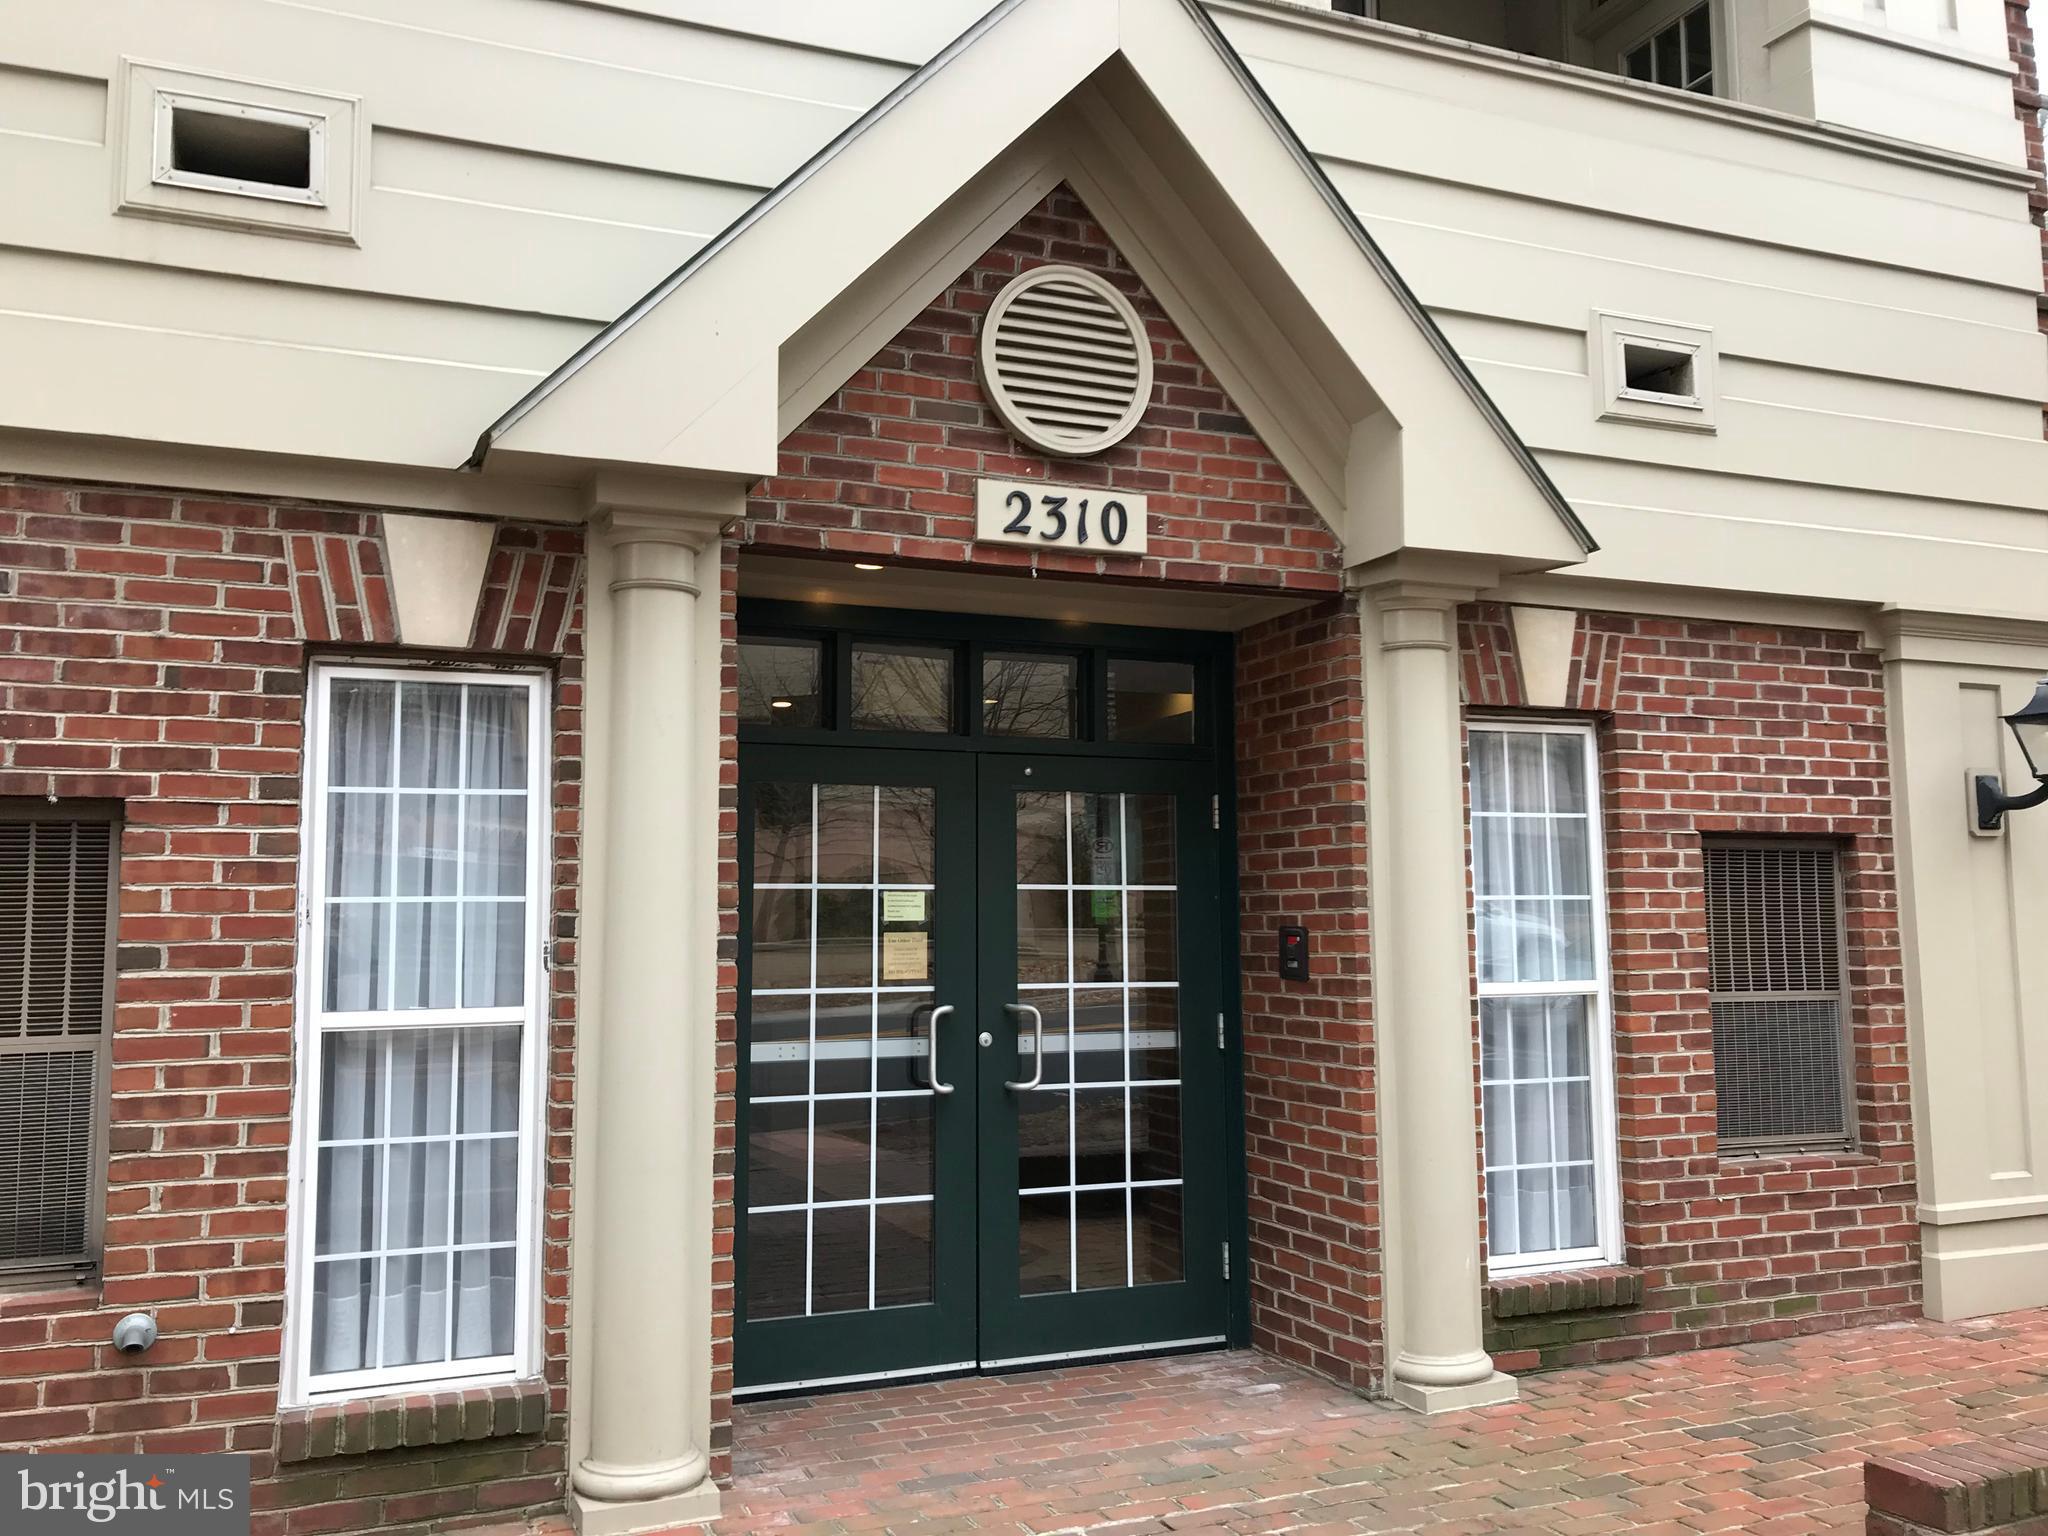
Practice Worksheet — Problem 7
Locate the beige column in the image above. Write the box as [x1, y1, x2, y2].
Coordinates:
[1877, 610, 2048, 1323]
[1359, 578, 1518, 1415]
[571, 507, 724, 1534]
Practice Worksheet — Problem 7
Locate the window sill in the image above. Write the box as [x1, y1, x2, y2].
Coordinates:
[276, 1378, 548, 1463]
[0, 1280, 100, 1318]
[1487, 1264, 1644, 1319]
[1717, 1147, 1875, 1172]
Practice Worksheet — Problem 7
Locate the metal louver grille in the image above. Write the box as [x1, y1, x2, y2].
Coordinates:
[980, 266, 1153, 457]
[0, 818, 113, 1272]
[1703, 843, 1851, 1151]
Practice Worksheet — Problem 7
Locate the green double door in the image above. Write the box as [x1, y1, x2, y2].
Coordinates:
[737, 745, 1230, 1393]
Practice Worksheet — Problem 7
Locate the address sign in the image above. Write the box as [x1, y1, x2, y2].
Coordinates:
[975, 479, 1149, 558]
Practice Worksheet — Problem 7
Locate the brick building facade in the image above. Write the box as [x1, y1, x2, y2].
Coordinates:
[1462, 608, 1917, 1370]
[3, 2, 2043, 1533]
[0, 487, 582, 1531]
[0, 159, 1934, 1536]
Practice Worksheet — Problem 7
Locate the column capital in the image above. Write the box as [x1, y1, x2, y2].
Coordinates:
[1345, 551, 1501, 609]
[595, 511, 722, 599]
[1869, 605, 2048, 670]
[1368, 595, 1458, 654]
[593, 506, 731, 554]
[589, 467, 744, 556]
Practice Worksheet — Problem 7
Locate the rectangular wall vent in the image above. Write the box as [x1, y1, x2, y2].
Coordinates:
[154, 93, 325, 205]
[1621, 340, 1697, 403]
[0, 816, 114, 1274]
[169, 101, 315, 192]
[117, 61, 359, 242]
[1592, 311, 1718, 432]
[1703, 842, 1853, 1153]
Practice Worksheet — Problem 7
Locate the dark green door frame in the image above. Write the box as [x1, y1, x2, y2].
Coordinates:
[733, 606, 1249, 1394]
[973, 753, 1230, 1366]
[734, 747, 979, 1392]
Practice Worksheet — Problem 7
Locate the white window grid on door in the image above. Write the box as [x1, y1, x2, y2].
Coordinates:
[748, 784, 937, 1316]
[284, 664, 549, 1405]
[1471, 722, 1622, 1275]
[1017, 791, 1180, 1293]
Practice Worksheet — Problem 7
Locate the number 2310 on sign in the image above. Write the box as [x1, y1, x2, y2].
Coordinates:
[974, 479, 1149, 558]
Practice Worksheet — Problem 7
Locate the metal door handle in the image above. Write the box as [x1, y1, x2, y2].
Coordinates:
[1004, 1002, 1043, 1091]
[926, 1004, 955, 1096]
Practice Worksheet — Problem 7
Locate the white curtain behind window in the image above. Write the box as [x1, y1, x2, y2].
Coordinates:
[308, 673, 534, 1386]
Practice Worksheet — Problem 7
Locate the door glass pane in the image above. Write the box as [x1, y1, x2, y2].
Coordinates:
[1010, 789, 1183, 1296]
[739, 637, 824, 727]
[984, 653, 1078, 740]
[753, 783, 813, 885]
[1074, 1188, 1127, 1292]
[874, 1201, 933, 1309]
[1107, 659, 1196, 745]
[1015, 793, 1067, 884]
[745, 1211, 805, 1321]
[1132, 1185, 1184, 1286]
[877, 787, 936, 884]
[810, 1205, 869, 1316]
[744, 781, 940, 1320]
[1018, 1195, 1068, 1295]
[853, 643, 955, 734]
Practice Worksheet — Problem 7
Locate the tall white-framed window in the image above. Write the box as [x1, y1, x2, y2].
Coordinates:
[1470, 721, 1621, 1274]
[285, 664, 549, 1404]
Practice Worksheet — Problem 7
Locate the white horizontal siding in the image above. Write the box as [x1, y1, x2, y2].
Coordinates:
[0, 0, 2039, 612]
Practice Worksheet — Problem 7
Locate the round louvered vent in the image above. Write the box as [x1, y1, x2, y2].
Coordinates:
[979, 265, 1153, 457]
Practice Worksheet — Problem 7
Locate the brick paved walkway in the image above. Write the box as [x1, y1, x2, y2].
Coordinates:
[709, 1310, 2048, 1535]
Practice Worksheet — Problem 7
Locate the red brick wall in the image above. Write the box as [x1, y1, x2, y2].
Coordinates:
[1233, 599, 1380, 1391]
[745, 184, 1344, 596]
[0, 479, 583, 1536]
[1463, 608, 1920, 1371]
[710, 536, 740, 1482]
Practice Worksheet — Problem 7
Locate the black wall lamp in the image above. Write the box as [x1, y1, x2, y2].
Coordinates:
[1974, 678, 2048, 832]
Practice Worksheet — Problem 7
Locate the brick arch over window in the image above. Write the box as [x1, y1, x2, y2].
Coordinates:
[747, 185, 1344, 596]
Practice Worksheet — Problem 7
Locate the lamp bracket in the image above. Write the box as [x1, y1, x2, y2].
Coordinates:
[1972, 770, 2048, 834]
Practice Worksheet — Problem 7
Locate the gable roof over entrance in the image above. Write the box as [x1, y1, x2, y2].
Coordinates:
[470, 0, 1595, 572]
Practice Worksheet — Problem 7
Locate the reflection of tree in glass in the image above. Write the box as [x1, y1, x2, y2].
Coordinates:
[853, 645, 952, 733]
[878, 786, 937, 884]
[753, 782, 810, 884]
[739, 639, 822, 725]
[983, 656, 1075, 740]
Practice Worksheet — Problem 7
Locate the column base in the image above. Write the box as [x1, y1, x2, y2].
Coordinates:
[1387, 1370, 1519, 1416]
[569, 1481, 722, 1536]
[1922, 1215, 2048, 1320]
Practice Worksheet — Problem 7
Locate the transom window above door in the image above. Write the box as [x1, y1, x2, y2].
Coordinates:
[736, 608, 1218, 757]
